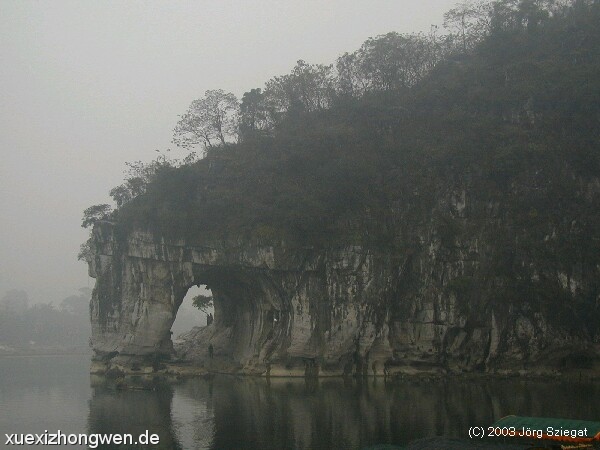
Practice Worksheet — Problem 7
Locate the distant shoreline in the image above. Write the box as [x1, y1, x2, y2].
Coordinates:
[0, 348, 91, 358]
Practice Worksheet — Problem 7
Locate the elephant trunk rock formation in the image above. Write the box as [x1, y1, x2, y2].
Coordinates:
[88, 217, 600, 377]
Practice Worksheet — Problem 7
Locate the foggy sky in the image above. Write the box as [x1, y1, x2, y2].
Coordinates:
[0, 0, 458, 304]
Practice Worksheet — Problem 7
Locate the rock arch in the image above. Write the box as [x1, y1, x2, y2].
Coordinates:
[87, 220, 600, 376]
[88, 221, 384, 375]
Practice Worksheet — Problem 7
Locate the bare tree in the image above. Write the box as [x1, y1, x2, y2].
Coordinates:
[264, 60, 335, 123]
[443, 1, 493, 52]
[173, 89, 239, 152]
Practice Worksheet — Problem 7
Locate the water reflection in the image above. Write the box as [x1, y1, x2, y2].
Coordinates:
[89, 376, 182, 449]
[0, 356, 91, 448]
[87, 375, 600, 450]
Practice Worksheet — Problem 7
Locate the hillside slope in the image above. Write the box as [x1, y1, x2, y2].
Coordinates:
[87, 1, 600, 375]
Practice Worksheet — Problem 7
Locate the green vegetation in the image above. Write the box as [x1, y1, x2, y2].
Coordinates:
[82, 0, 600, 255]
[191, 294, 213, 314]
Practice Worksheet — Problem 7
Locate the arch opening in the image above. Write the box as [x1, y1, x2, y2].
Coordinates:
[170, 270, 290, 366]
[171, 284, 214, 339]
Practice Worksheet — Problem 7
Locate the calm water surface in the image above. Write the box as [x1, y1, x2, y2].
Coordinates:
[1, 355, 599, 449]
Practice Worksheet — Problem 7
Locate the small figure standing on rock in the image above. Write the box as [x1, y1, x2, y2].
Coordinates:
[383, 360, 391, 378]
[207, 313, 213, 326]
[208, 343, 214, 359]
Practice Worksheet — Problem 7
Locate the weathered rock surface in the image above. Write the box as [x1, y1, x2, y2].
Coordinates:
[88, 186, 600, 376]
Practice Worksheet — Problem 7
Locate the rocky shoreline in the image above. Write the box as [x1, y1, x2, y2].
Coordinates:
[90, 358, 600, 383]
[87, 220, 600, 378]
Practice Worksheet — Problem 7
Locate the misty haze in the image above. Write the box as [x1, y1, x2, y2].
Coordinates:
[1, 1, 600, 449]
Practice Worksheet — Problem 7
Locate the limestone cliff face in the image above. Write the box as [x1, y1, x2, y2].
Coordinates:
[88, 181, 600, 376]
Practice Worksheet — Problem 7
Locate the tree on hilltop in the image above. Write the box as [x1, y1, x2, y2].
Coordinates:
[81, 204, 112, 228]
[173, 89, 239, 152]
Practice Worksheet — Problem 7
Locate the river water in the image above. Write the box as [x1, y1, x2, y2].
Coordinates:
[0, 355, 599, 449]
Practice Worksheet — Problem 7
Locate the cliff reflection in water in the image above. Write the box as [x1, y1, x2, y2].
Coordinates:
[88, 376, 600, 450]
[89, 376, 182, 449]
